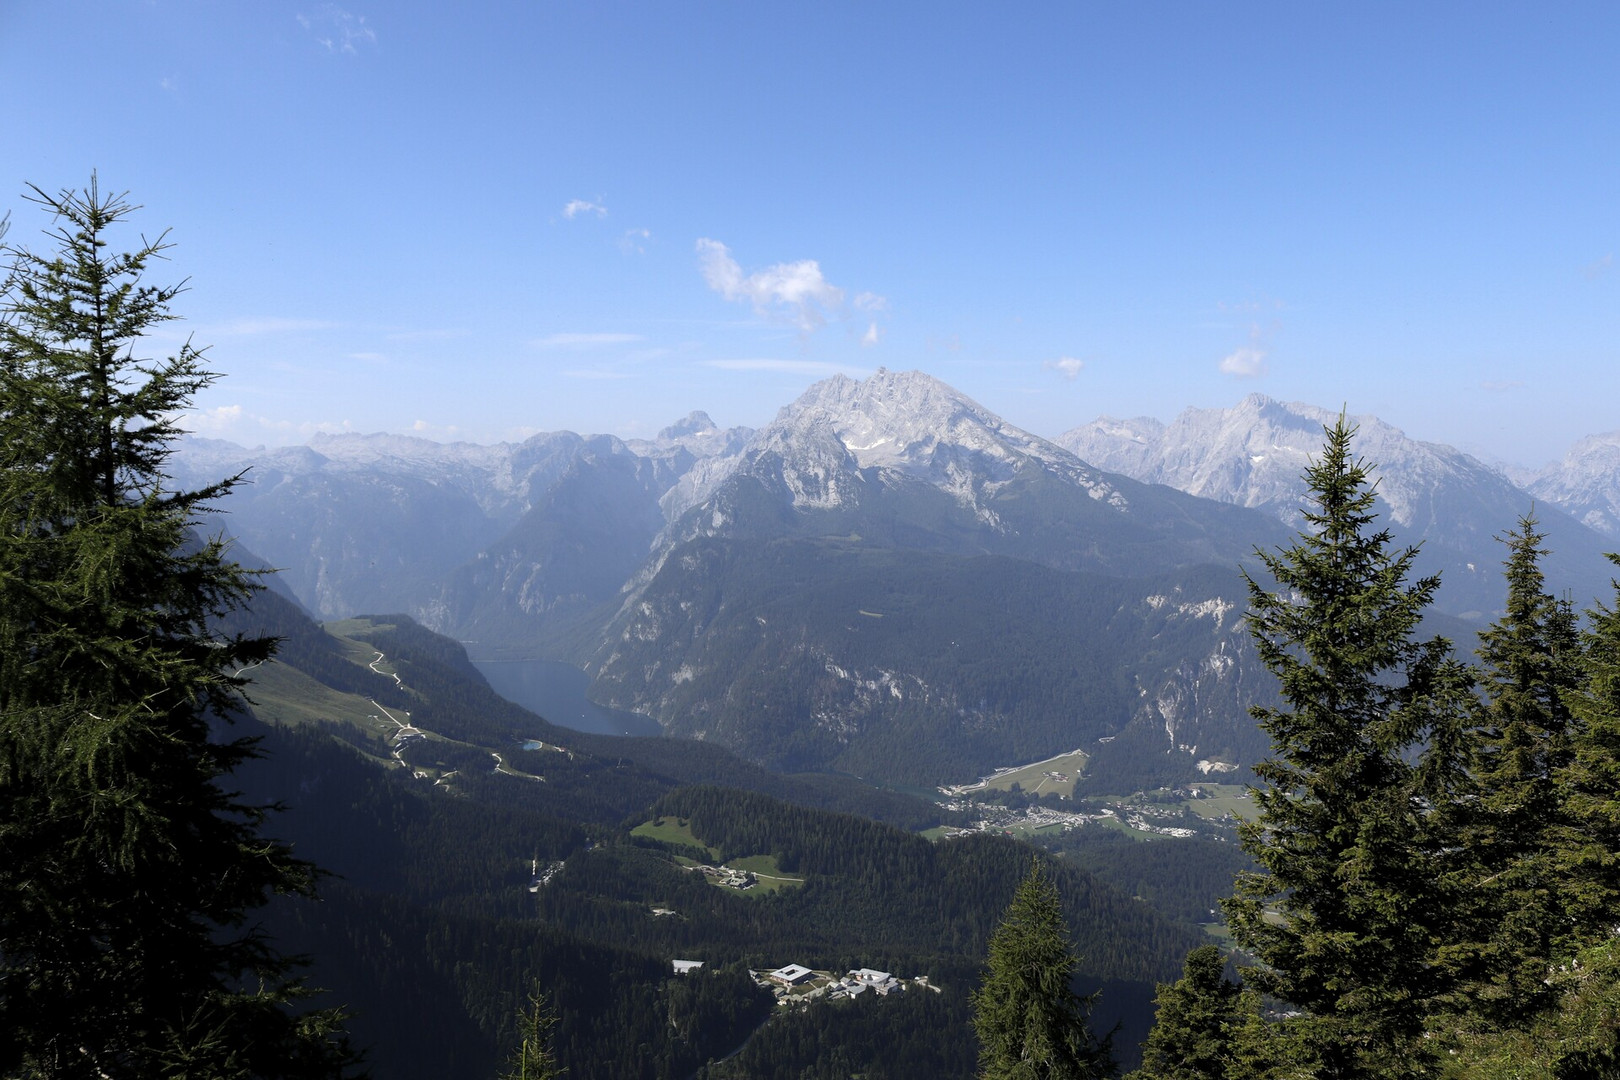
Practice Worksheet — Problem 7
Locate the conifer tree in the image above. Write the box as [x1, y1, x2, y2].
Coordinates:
[1127, 946, 1276, 1080]
[1455, 515, 1581, 1020]
[498, 989, 564, 1080]
[1555, 552, 1620, 947]
[970, 858, 1114, 1080]
[1445, 549, 1620, 1075]
[0, 179, 357, 1077]
[1224, 416, 1474, 1080]
[1128, 946, 1235, 1080]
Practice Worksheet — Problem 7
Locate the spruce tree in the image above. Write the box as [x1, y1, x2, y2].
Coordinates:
[1440, 550, 1620, 1075]
[1455, 515, 1581, 1020]
[0, 179, 357, 1078]
[1555, 552, 1620, 948]
[970, 858, 1114, 1080]
[1127, 946, 1274, 1080]
[1223, 416, 1474, 1080]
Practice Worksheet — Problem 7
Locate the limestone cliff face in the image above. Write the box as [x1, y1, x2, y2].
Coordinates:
[1057, 394, 1615, 618]
[645, 370, 1282, 578]
[1527, 430, 1620, 539]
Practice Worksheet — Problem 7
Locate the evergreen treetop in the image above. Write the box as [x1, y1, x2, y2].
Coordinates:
[1224, 415, 1474, 1080]
[970, 858, 1114, 1080]
[0, 178, 357, 1078]
[1555, 552, 1620, 948]
[1454, 515, 1582, 1019]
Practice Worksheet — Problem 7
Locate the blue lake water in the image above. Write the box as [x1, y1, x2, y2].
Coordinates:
[472, 659, 662, 738]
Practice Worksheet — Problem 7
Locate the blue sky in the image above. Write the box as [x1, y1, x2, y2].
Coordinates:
[2, 2, 1616, 466]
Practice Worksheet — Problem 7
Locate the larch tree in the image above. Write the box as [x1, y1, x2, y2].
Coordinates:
[970, 858, 1114, 1080]
[0, 179, 357, 1078]
[1223, 416, 1474, 1080]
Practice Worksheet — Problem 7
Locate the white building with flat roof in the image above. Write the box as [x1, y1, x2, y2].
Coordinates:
[768, 964, 815, 986]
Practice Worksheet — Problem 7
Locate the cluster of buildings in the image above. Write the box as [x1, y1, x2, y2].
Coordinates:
[935, 796, 1221, 840]
[745, 964, 935, 1004]
[934, 800, 1091, 835]
[689, 863, 757, 889]
[527, 859, 565, 892]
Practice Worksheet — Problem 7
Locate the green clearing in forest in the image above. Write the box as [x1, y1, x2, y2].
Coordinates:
[1184, 783, 1259, 822]
[322, 619, 401, 668]
[634, 822, 804, 893]
[975, 750, 1089, 799]
[632, 817, 720, 860]
[242, 660, 391, 737]
[726, 854, 805, 893]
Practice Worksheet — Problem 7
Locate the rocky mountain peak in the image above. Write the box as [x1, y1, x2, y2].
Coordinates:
[1056, 396, 1619, 617]
[762, 368, 1083, 486]
[1527, 430, 1620, 537]
[658, 411, 718, 440]
[1058, 398, 1487, 526]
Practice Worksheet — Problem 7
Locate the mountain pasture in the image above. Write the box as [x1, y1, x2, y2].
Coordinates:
[964, 750, 1090, 799]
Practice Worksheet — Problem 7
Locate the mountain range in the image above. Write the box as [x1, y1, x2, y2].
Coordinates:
[1055, 393, 1617, 618]
[175, 371, 1620, 789]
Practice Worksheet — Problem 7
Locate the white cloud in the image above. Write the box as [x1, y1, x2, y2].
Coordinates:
[385, 327, 469, 343]
[1583, 253, 1613, 280]
[211, 317, 336, 337]
[703, 359, 864, 376]
[1045, 356, 1085, 379]
[1219, 347, 1268, 378]
[532, 332, 644, 349]
[561, 369, 635, 380]
[187, 405, 244, 436]
[563, 199, 607, 220]
[1217, 296, 1285, 314]
[297, 5, 376, 54]
[410, 419, 463, 439]
[862, 322, 881, 347]
[697, 239, 885, 335]
[180, 404, 358, 443]
[619, 227, 651, 254]
[1219, 323, 1270, 378]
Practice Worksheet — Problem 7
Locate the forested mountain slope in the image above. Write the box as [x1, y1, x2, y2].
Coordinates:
[220, 589, 1201, 1077]
[590, 540, 1274, 787]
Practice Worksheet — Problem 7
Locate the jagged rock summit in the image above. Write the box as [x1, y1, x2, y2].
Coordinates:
[735, 368, 1127, 521]
[1058, 394, 1615, 617]
[1058, 393, 1499, 528]
[1527, 431, 1620, 539]
[770, 368, 1093, 481]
